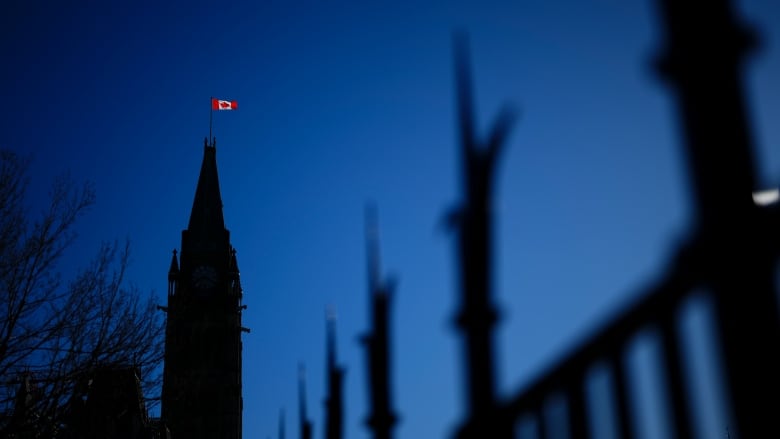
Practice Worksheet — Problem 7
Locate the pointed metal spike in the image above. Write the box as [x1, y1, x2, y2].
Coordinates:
[454, 31, 476, 156]
[365, 203, 382, 294]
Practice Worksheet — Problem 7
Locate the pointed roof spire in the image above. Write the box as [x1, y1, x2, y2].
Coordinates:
[168, 249, 179, 276]
[230, 247, 240, 273]
[187, 139, 225, 235]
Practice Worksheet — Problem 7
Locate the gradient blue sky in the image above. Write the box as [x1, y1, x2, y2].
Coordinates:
[2, 1, 779, 438]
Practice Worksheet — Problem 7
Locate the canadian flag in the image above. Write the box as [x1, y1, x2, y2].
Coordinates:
[211, 98, 238, 110]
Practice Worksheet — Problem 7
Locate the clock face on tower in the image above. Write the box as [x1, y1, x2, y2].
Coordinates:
[192, 264, 218, 290]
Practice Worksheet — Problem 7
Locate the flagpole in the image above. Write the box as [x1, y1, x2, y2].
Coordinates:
[209, 96, 213, 146]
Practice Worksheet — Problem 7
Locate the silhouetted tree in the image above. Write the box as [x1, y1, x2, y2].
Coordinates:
[0, 150, 164, 436]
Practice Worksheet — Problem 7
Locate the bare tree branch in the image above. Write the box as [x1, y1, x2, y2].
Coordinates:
[0, 150, 163, 436]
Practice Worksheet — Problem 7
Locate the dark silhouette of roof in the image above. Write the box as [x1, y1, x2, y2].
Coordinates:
[65, 366, 157, 439]
[187, 139, 226, 236]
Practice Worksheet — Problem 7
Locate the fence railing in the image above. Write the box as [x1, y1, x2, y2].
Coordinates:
[445, 1, 780, 438]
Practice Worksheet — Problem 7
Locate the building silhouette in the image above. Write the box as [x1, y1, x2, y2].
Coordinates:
[63, 366, 162, 439]
[160, 138, 246, 439]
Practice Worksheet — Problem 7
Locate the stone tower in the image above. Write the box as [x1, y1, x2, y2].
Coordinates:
[161, 138, 245, 439]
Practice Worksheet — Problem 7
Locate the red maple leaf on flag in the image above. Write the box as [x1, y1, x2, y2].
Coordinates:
[211, 98, 237, 110]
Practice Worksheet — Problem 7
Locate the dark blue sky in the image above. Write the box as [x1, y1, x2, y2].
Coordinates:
[2, 1, 779, 438]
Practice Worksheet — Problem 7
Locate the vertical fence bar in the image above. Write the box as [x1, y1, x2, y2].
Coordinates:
[654, 1, 780, 437]
[658, 314, 693, 438]
[609, 351, 635, 439]
[567, 377, 590, 439]
[453, 33, 498, 418]
[536, 406, 548, 439]
[654, 0, 757, 224]
[362, 206, 398, 439]
[451, 33, 516, 438]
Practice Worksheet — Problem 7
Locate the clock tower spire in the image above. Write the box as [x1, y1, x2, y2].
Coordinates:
[161, 137, 245, 439]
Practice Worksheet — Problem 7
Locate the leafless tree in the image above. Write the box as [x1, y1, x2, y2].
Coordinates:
[0, 150, 164, 435]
